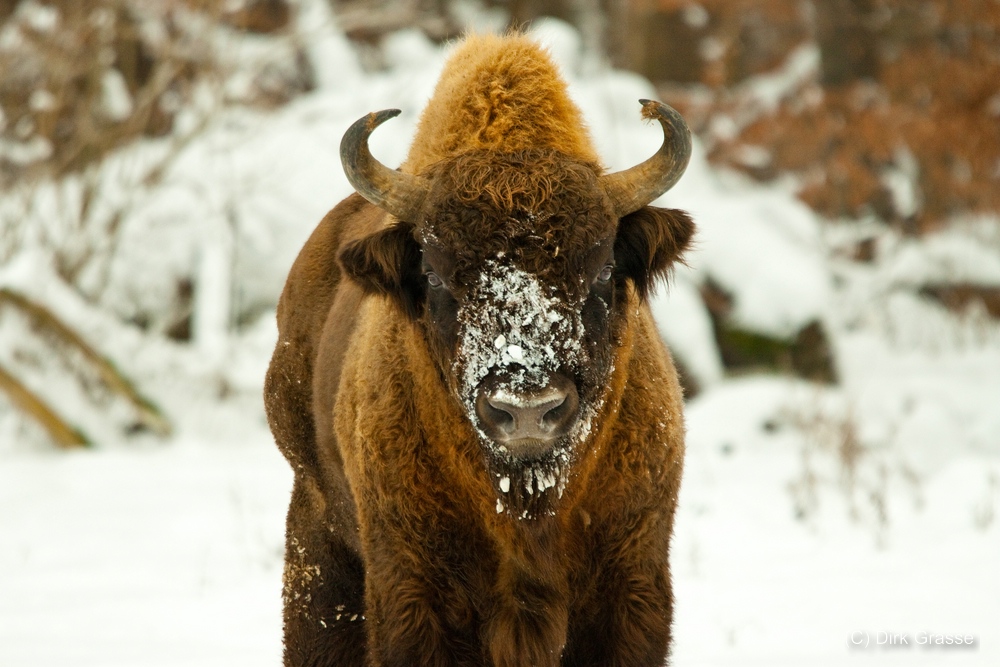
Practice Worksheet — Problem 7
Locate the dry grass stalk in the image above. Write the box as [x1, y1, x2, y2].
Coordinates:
[782, 404, 914, 544]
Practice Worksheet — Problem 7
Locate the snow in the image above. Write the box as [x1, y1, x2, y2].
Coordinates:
[673, 378, 1000, 667]
[100, 69, 134, 123]
[529, 16, 586, 76]
[738, 43, 822, 115]
[1, 15, 998, 667]
[295, 0, 363, 89]
[17, 0, 59, 33]
[0, 134, 52, 165]
[658, 139, 832, 340]
[0, 440, 289, 667]
[455, 261, 586, 412]
[881, 147, 921, 220]
[192, 215, 235, 358]
[882, 220, 1000, 287]
[28, 89, 56, 112]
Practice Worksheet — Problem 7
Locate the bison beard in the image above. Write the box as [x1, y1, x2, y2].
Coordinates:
[265, 33, 695, 667]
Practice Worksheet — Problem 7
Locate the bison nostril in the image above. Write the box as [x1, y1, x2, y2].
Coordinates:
[540, 395, 569, 429]
[482, 399, 516, 434]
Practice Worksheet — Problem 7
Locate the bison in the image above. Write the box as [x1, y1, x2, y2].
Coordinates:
[264, 32, 695, 667]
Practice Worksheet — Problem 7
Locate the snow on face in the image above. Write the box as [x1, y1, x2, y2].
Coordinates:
[456, 261, 582, 395]
[453, 260, 589, 436]
[448, 259, 612, 517]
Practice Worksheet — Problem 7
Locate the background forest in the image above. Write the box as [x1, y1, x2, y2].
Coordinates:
[1, 1, 998, 665]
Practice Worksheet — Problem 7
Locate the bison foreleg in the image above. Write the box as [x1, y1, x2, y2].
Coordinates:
[563, 559, 674, 667]
[362, 564, 482, 667]
[484, 554, 569, 667]
[282, 477, 367, 667]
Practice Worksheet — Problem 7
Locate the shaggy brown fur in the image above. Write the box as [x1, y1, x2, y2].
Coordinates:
[401, 34, 602, 174]
[265, 33, 693, 667]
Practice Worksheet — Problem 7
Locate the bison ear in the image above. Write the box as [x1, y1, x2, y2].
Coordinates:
[339, 223, 424, 319]
[613, 206, 695, 300]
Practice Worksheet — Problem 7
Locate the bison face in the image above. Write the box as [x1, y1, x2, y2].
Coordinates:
[420, 244, 617, 517]
[340, 150, 693, 517]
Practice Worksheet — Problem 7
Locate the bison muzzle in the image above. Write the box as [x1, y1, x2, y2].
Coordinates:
[265, 32, 695, 667]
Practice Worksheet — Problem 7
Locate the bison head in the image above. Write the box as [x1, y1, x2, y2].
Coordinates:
[338, 102, 694, 518]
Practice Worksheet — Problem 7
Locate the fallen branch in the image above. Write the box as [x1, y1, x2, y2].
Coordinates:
[0, 288, 172, 437]
[0, 362, 90, 449]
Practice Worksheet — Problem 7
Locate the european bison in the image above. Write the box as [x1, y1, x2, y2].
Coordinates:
[265, 33, 695, 667]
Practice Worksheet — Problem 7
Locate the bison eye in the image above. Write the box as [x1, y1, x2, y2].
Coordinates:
[596, 264, 614, 284]
[426, 271, 444, 289]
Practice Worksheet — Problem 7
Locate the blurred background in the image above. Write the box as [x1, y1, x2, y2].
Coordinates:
[0, 1, 997, 665]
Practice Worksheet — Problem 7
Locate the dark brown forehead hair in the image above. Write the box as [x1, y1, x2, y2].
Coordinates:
[417, 148, 614, 291]
[341, 191, 694, 322]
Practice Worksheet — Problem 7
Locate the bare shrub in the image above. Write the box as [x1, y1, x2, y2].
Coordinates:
[0, 0, 304, 186]
[0, 286, 172, 448]
[781, 402, 921, 545]
[0, 0, 303, 447]
[0, 0, 308, 276]
[3, 1, 199, 187]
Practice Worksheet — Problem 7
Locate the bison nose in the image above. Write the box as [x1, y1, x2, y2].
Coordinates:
[475, 377, 579, 455]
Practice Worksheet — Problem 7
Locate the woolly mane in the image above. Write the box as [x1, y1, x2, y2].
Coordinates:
[401, 33, 600, 174]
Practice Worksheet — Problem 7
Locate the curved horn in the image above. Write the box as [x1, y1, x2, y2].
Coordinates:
[600, 100, 692, 217]
[340, 108, 429, 221]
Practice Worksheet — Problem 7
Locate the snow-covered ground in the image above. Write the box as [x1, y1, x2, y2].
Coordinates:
[1, 12, 998, 667]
